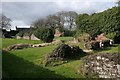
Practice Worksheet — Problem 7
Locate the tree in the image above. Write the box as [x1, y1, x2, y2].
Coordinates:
[116, 0, 120, 5]
[0, 14, 11, 29]
[32, 18, 46, 28]
[32, 15, 62, 30]
[46, 15, 62, 29]
[76, 6, 120, 43]
[32, 11, 77, 31]
[57, 11, 78, 30]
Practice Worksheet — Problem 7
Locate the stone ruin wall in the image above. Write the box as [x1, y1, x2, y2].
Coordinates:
[16, 34, 40, 40]
[79, 53, 120, 78]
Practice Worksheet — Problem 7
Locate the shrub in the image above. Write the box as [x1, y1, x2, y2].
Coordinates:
[106, 32, 116, 40]
[34, 28, 54, 43]
[23, 32, 32, 36]
[106, 32, 120, 44]
[113, 34, 120, 44]
[63, 29, 76, 37]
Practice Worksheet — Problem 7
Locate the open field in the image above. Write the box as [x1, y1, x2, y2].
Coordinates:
[2, 38, 120, 78]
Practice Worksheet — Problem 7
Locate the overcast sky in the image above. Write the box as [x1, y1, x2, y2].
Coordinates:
[1, 0, 117, 29]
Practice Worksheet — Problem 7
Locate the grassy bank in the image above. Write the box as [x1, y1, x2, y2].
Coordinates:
[2, 38, 120, 78]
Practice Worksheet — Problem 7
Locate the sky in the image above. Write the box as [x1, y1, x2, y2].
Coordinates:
[1, 0, 118, 30]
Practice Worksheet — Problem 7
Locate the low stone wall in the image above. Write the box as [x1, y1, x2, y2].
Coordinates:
[16, 36, 22, 39]
[30, 34, 40, 40]
[16, 34, 40, 40]
[3, 44, 32, 51]
[3, 40, 62, 51]
[78, 52, 120, 78]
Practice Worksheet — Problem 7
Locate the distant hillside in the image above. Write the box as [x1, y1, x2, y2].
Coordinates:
[76, 6, 120, 43]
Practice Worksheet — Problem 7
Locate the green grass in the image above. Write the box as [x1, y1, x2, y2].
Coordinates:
[3, 49, 65, 78]
[2, 38, 120, 78]
[92, 44, 119, 54]
[3, 45, 84, 78]
[118, 45, 120, 52]
[2, 37, 73, 48]
[2, 38, 43, 48]
[0, 38, 2, 49]
[2, 38, 84, 78]
[54, 37, 73, 41]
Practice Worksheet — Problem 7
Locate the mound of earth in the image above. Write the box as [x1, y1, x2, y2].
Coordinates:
[44, 44, 86, 66]
[78, 52, 120, 78]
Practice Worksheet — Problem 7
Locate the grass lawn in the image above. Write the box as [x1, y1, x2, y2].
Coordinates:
[2, 37, 73, 48]
[2, 38, 43, 48]
[3, 45, 84, 78]
[118, 45, 120, 52]
[54, 37, 73, 41]
[2, 38, 85, 78]
[2, 38, 120, 78]
[92, 44, 119, 54]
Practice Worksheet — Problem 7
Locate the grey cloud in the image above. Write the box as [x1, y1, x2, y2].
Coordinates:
[2, 2, 63, 25]
[2, 2, 117, 28]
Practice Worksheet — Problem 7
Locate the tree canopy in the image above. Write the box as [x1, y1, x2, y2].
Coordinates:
[32, 11, 78, 31]
[34, 27, 54, 43]
[0, 14, 12, 29]
[76, 6, 120, 43]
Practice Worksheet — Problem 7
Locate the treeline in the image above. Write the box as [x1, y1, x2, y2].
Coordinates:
[76, 6, 120, 43]
[32, 11, 77, 42]
[32, 11, 78, 31]
[32, 11, 78, 42]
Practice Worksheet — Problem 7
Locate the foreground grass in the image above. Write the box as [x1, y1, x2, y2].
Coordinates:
[3, 45, 84, 78]
[2, 38, 120, 78]
[2, 38, 83, 78]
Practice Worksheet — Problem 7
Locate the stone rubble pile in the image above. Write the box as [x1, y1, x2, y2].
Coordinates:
[44, 44, 86, 66]
[79, 52, 120, 78]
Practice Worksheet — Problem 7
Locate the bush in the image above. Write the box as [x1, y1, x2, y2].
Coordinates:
[106, 32, 120, 44]
[24, 32, 32, 36]
[34, 28, 54, 43]
[63, 29, 76, 37]
[113, 35, 120, 44]
[106, 32, 116, 40]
